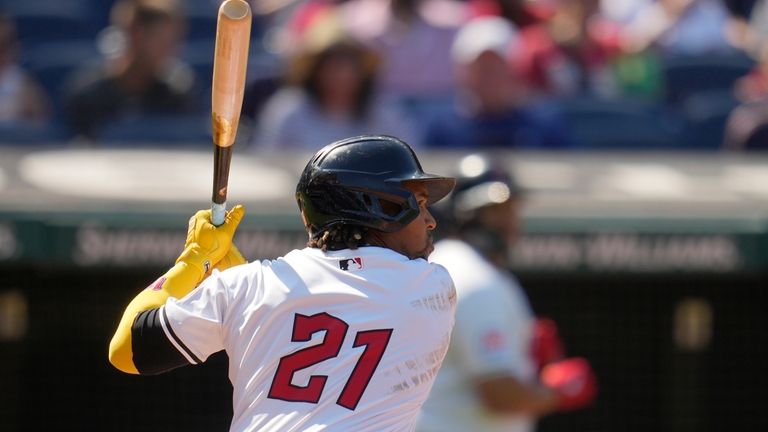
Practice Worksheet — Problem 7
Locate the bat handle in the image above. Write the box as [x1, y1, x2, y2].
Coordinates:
[212, 202, 227, 226]
[212, 145, 233, 227]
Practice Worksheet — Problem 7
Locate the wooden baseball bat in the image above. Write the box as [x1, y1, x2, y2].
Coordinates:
[211, 0, 252, 226]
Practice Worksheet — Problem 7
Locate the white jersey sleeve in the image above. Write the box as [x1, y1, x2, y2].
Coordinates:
[161, 270, 231, 364]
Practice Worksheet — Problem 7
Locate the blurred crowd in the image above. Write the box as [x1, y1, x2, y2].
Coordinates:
[1, 0, 768, 150]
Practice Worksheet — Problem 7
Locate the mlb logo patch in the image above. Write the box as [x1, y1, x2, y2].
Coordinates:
[339, 257, 363, 271]
[481, 329, 505, 352]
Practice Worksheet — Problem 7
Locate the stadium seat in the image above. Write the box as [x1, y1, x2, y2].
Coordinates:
[661, 54, 754, 107]
[723, 100, 768, 150]
[741, 122, 768, 150]
[559, 96, 685, 150]
[678, 90, 740, 150]
[182, 39, 216, 89]
[96, 115, 212, 146]
[23, 41, 102, 118]
[184, 0, 221, 41]
[0, 122, 68, 145]
[398, 94, 454, 137]
[3, 2, 101, 48]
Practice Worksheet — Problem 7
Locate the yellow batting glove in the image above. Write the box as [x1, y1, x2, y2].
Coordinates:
[205, 243, 247, 279]
[176, 205, 245, 285]
[109, 205, 246, 374]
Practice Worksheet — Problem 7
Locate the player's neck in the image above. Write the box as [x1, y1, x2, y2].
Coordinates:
[366, 231, 420, 260]
[365, 231, 388, 250]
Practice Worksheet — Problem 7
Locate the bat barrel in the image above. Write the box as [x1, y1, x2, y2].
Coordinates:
[211, 0, 252, 148]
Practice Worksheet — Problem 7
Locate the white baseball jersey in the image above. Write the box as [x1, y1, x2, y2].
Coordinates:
[417, 239, 536, 432]
[160, 246, 456, 432]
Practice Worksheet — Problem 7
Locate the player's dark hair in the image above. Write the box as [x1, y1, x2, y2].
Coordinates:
[308, 224, 368, 251]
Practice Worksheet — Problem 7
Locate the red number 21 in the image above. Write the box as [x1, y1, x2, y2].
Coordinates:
[268, 313, 393, 410]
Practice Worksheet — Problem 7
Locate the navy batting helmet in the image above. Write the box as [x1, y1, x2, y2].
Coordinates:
[296, 135, 456, 238]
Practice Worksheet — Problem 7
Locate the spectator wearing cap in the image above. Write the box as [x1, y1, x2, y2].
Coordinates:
[251, 15, 416, 151]
[422, 16, 574, 149]
[63, 0, 200, 140]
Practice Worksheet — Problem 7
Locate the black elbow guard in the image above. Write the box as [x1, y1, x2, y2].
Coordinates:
[131, 308, 194, 375]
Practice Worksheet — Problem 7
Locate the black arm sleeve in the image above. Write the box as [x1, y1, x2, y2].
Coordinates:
[131, 308, 193, 375]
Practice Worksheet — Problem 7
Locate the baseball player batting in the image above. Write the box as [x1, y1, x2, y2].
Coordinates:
[108, 135, 457, 431]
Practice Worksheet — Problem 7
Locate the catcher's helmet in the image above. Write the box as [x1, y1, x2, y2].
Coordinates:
[449, 153, 524, 222]
[439, 154, 525, 257]
[296, 135, 455, 238]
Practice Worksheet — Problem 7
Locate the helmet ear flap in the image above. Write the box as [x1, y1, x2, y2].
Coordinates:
[345, 188, 420, 231]
[377, 195, 406, 217]
[364, 191, 420, 227]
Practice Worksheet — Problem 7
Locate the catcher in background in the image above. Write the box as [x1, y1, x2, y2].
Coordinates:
[108, 135, 457, 431]
[417, 154, 597, 432]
